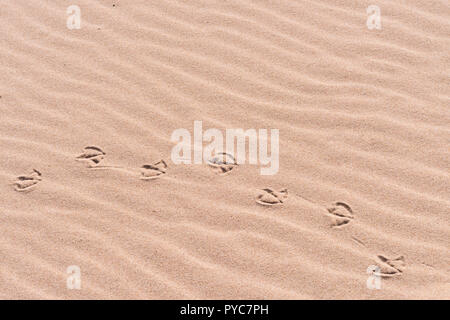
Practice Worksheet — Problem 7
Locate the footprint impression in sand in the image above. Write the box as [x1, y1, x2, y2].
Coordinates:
[76, 146, 106, 167]
[76, 145, 129, 171]
[76, 146, 167, 180]
[266, 192, 354, 227]
[373, 255, 405, 278]
[207, 152, 237, 175]
[140, 160, 167, 180]
[256, 188, 288, 206]
[326, 202, 354, 227]
[12, 169, 42, 192]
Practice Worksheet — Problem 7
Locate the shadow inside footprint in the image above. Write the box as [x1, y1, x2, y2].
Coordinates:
[374, 255, 405, 278]
[207, 152, 237, 175]
[326, 202, 354, 227]
[140, 160, 167, 180]
[76, 146, 106, 167]
[13, 169, 42, 192]
[256, 188, 288, 206]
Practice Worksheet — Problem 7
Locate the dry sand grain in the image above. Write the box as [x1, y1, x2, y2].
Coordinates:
[0, 0, 449, 299]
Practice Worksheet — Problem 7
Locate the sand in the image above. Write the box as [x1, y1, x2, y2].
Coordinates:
[0, 0, 449, 299]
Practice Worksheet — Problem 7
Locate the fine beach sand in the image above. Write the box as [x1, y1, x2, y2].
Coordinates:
[0, 0, 449, 299]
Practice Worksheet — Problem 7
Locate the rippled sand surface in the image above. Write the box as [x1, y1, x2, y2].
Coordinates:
[0, 0, 449, 299]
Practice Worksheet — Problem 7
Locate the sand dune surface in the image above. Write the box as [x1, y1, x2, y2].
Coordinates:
[0, 0, 449, 299]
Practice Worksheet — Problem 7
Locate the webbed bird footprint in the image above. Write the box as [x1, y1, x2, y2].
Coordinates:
[326, 202, 354, 227]
[12, 169, 42, 192]
[374, 255, 405, 278]
[207, 152, 237, 175]
[76, 146, 106, 167]
[256, 188, 288, 206]
[140, 160, 167, 180]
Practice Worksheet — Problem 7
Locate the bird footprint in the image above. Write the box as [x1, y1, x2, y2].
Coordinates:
[76, 146, 167, 181]
[207, 152, 237, 175]
[76, 146, 126, 170]
[256, 188, 288, 206]
[12, 169, 42, 192]
[326, 202, 354, 227]
[76, 146, 106, 167]
[140, 160, 167, 180]
[373, 255, 405, 278]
